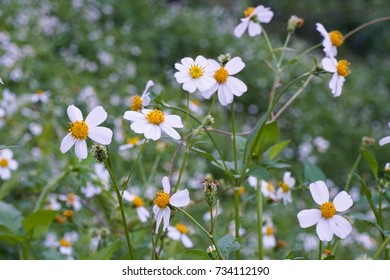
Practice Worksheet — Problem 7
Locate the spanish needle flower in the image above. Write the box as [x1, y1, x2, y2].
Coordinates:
[316, 23, 344, 57]
[167, 224, 193, 248]
[275, 171, 296, 204]
[123, 191, 150, 223]
[321, 56, 350, 97]
[0, 149, 18, 180]
[234, 5, 274, 38]
[129, 80, 154, 111]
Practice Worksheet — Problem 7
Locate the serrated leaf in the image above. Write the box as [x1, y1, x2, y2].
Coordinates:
[0, 201, 23, 234]
[303, 160, 326, 182]
[265, 140, 291, 160]
[184, 249, 210, 260]
[217, 234, 240, 259]
[247, 166, 269, 181]
[23, 210, 57, 238]
[84, 240, 119, 260]
[361, 149, 378, 180]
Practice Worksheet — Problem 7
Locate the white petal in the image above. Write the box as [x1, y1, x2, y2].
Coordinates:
[328, 73, 339, 96]
[174, 72, 191, 84]
[164, 115, 184, 128]
[331, 215, 352, 239]
[144, 124, 161, 140]
[309, 181, 329, 205]
[122, 191, 134, 202]
[333, 75, 345, 97]
[0, 168, 11, 180]
[162, 176, 171, 193]
[160, 123, 181, 140]
[195, 76, 214, 92]
[137, 207, 150, 223]
[182, 80, 197, 93]
[167, 227, 181, 240]
[154, 208, 164, 233]
[234, 20, 249, 38]
[153, 205, 160, 215]
[316, 218, 334, 242]
[248, 21, 262, 37]
[59, 246, 73, 256]
[181, 234, 193, 248]
[201, 83, 218, 99]
[170, 189, 190, 207]
[321, 57, 337, 73]
[142, 80, 154, 97]
[263, 235, 276, 249]
[88, 127, 113, 145]
[75, 140, 88, 159]
[297, 209, 322, 228]
[85, 106, 107, 127]
[8, 160, 18, 170]
[379, 136, 390, 146]
[162, 207, 171, 232]
[123, 111, 145, 122]
[130, 120, 149, 134]
[194, 55, 207, 66]
[227, 76, 247, 97]
[255, 6, 274, 23]
[225, 57, 245, 75]
[1, 149, 13, 159]
[60, 133, 76, 153]
[175, 63, 189, 73]
[333, 191, 353, 212]
[316, 23, 328, 38]
[218, 85, 233, 106]
[142, 95, 150, 107]
[67, 105, 83, 122]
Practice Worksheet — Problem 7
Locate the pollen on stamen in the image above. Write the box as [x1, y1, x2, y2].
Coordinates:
[189, 65, 203, 79]
[329, 30, 344, 47]
[69, 120, 89, 140]
[214, 67, 229, 84]
[336, 60, 351, 77]
[244, 7, 255, 17]
[320, 201, 336, 219]
[59, 239, 71, 247]
[154, 191, 170, 208]
[146, 109, 165, 125]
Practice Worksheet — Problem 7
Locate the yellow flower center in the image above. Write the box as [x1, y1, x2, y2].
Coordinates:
[329, 30, 344, 47]
[175, 223, 189, 234]
[67, 193, 75, 204]
[127, 136, 140, 145]
[69, 120, 89, 140]
[145, 109, 165, 125]
[189, 65, 203, 79]
[154, 191, 170, 208]
[36, 89, 45, 95]
[63, 210, 74, 218]
[267, 182, 274, 192]
[265, 226, 274, 236]
[279, 181, 289, 193]
[238, 185, 245, 196]
[59, 239, 71, 247]
[336, 60, 351, 77]
[0, 158, 8, 168]
[214, 67, 229, 84]
[130, 95, 143, 111]
[133, 196, 144, 207]
[320, 201, 336, 219]
[244, 7, 255, 17]
[191, 99, 200, 107]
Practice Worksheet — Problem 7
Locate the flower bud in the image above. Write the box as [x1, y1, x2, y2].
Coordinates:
[91, 143, 108, 163]
[287, 15, 304, 33]
[202, 178, 220, 205]
[217, 53, 232, 66]
[362, 136, 375, 147]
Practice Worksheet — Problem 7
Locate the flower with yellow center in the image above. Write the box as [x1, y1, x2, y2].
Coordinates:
[316, 23, 344, 57]
[276, 171, 296, 204]
[259, 180, 277, 200]
[321, 57, 351, 97]
[167, 223, 193, 248]
[234, 5, 274, 38]
[262, 221, 276, 249]
[123, 190, 150, 223]
[297, 180, 353, 241]
[153, 176, 190, 233]
[201, 57, 248, 106]
[329, 31, 344, 47]
[119, 136, 143, 151]
[123, 109, 183, 141]
[58, 231, 79, 256]
[31, 89, 49, 103]
[129, 80, 154, 111]
[60, 105, 113, 159]
[59, 192, 82, 211]
[174, 55, 216, 93]
[0, 149, 18, 180]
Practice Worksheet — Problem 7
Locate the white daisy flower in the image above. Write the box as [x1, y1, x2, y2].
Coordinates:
[60, 105, 113, 160]
[81, 182, 102, 198]
[0, 149, 18, 180]
[44, 232, 58, 249]
[58, 231, 79, 256]
[316, 23, 344, 57]
[276, 171, 296, 204]
[262, 222, 276, 249]
[153, 176, 190, 233]
[31, 90, 49, 103]
[122, 191, 150, 223]
[167, 224, 193, 248]
[321, 57, 350, 97]
[260, 180, 277, 200]
[174, 55, 215, 93]
[129, 80, 154, 111]
[378, 123, 390, 147]
[234, 5, 274, 38]
[297, 180, 353, 242]
[123, 109, 183, 141]
[59, 192, 82, 211]
[201, 57, 247, 106]
[118, 136, 143, 151]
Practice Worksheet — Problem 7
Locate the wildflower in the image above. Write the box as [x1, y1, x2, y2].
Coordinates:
[263, 221, 276, 249]
[119, 136, 143, 151]
[45, 194, 61, 210]
[153, 176, 190, 233]
[276, 171, 296, 204]
[59, 192, 82, 211]
[60, 105, 113, 159]
[316, 23, 344, 57]
[58, 231, 79, 256]
[0, 149, 18, 180]
[81, 182, 102, 198]
[260, 180, 277, 200]
[287, 15, 304, 33]
[31, 90, 49, 103]
[129, 80, 154, 111]
[378, 122, 390, 146]
[174, 55, 215, 93]
[123, 191, 150, 223]
[123, 109, 183, 140]
[297, 180, 353, 242]
[201, 57, 247, 106]
[93, 163, 110, 189]
[234, 5, 274, 38]
[313, 136, 330, 153]
[321, 57, 350, 97]
[167, 224, 193, 248]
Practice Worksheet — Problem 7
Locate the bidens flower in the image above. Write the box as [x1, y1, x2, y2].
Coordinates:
[59, 192, 82, 211]
[123, 191, 150, 223]
[174, 56, 215, 93]
[153, 176, 190, 233]
[378, 122, 390, 147]
[167, 224, 193, 248]
[60, 105, 113, 159]
[316, 23, 344, 57]
[129, 80, 154, 111]
[276, 171, 296, 204]
[321, 57, 350, 97]
[234, 5, 274, 38]
[297, 181, 353, 242]
[263, 221, 276, 249]
[201, 57, 247, 106]
[0, 149, 18, 180]
[123, 109, 183, 140]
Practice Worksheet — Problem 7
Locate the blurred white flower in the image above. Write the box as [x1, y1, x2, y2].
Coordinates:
[262, 220, 276, 249]
[129, 80, 154, 111]
[167, 224, 193, 248]
[260, 180, 277, 200]
[58, 231, 79, 256]
[321, 57, 350, 97]
[31, 90, 49, 103]
[59, 192, 82, 211]
[123, 191, 150, 223]
[81, 182, 102, 198]
[119, 136, 144, 151]
[276, 171, 296, 204]
[0, 149, 18, 180]
[234, 5, 274, 38]
[45, 194, 61, 211]
[1, 89, 17, 115]
[316, 23, 344, 57]
[313, 136, 330, 153]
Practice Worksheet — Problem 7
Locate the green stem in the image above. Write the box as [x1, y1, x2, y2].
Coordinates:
[344, 16, 390, 40]
[231, 103, 238, 172]
[345, 152, 362, 192]
[277, 32, 292, 67]
[173, 149, 189, 193]
[262, 28, 278, 65]
[122, 140, 147, 193]
[318, 240, 323, 260]
[233, 187, 241, 260]
[256, 180, 263, 260]
[208, 203, 215, 234]
[280, 43, 321, 72]
[373, 235, 390, 260]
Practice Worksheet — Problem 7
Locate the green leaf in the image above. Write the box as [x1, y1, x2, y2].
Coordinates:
[323, 255, 335, 260]
[264, 140, 291, 160]
[247, 165, 269, 181]
[22, 210, 57, 238]
[235, 136, 247, 159]
[0, 201, 23, 233]
[217, 234, 240, 259]
[303, 160, 326, 182]
[84, 240, 119, 260]
[361, 149, 378, 179]
[284, 249, 297, 260]
[356, 175, 372, 201]
[184, 249, 210, 260]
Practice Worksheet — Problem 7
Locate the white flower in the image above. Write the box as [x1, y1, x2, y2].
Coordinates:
[167, 224, 193, 248]
[60, 105, 113, 159]
[314, 136, 330, 153]
[153, 176, 190, 233]
[276, 171, 296, 204]
[174, 55, 215, 93]
[123, 109, 183, 141]
[59, 193, 82, 211]
[93, 163, 110, 190]
[201, 57, 247, 106]
[260, 180, 277, 200]
[234, 5, 274, 38]
[262, 221, 276, 249]
[81, 182, 102, 198]
[297, 180, 353, 242]
[119, 136, 143, 151]
[44, 232, 58, 249]
[123, 191, 150, 223]
[316, 23, 344, 57]
[31, 90, 49, 103]
[378, 123, 390, 146]
[58, 231, 79, 256]
[321, 57, 350, 97]
[129, 80, 154, 111]
[45, 195, 61, 210]
[0, 149, 18, 180]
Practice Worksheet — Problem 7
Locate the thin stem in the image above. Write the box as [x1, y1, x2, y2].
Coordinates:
[231, 103, 238, 172]
[121, 140, 147, 193]
[262, 28, 278, 65]
[256, 181, 263, 260]
[233, 187, 241, 260]
[277, 32, 292, 67]
[344, 17, 390, 40]
[345, 152, 362, 192]
[318, 240, 323, 260]
[373, 235, 390, 260]
[280, 44, 321, 72]
[173, 147, 189, 193]
[208, 203, 215, 234]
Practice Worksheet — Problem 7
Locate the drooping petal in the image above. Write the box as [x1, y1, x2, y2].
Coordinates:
[181, 234, 193, 248]
[137, 207, 150, 223]
[309, 180, 329, 205]
[153, 205, 160, 215]
[225, 57, 245, 75]
[162, 207, 171, 231]
[248, 21, 262, 37]
[60, 133, 76, 153]
[142, 80, 154, 97]
[321, 57, 337, 73]
[162, 176, 171, 193]
[297, 209, 322, 228]
[201, 83, 218, 99]
[333, 75, 345, 97]
[328, 73, 339, 96]
[316, 218, 334, 241]
[379, 136, 390, 146]
[0, 168, 11, 180]
[234, 20, 249, 38]
[263, 235, 276, 249]
[167, 227, 181, 240]
[75, 140, 88, 159]
[218, 85, 233, 106]
[88, 127, 113, 145]
[144, 124, 161, 140]
[170, 189, 190, 207]
[67, 105, 83, 122]
[160, 123, 181, 140]
[331, 215, 353, 239]
[315, 23, 328, 38]
[85, 106, 107, 127]
[123, 111, 146, 121]
[333, 191, 353, 212]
